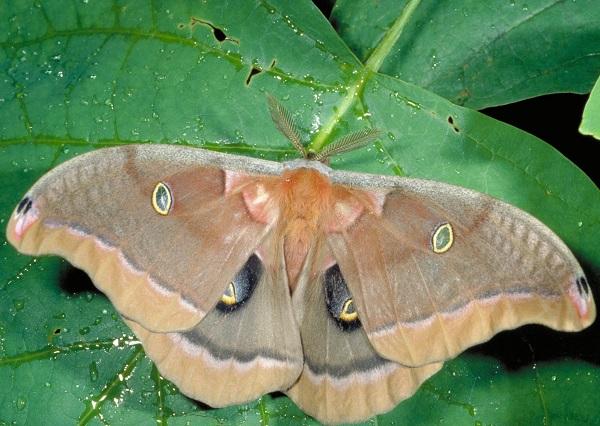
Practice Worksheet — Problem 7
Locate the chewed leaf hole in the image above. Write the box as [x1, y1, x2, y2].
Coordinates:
[190, 17, 237, 44]
[245, 66, 262, 85]
[212, 27, 227, 42]
[447, 116, 460, 133]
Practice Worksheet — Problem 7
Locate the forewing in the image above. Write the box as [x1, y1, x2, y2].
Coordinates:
[125, 237, 303, 406]
[286, 242, 441, 424]
[327, 177, 595, 366]
[7, 145, 279, 332]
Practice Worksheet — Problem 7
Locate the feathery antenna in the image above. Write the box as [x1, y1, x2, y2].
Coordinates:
[312, 128, 381, 162]
[267, 94, 307, 158]
[267, 95, 380, 161]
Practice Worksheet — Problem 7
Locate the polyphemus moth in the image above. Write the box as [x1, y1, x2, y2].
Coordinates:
[6, 97, 596, 424]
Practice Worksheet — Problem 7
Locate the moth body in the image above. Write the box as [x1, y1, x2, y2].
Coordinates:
[231, 162, 382, 287]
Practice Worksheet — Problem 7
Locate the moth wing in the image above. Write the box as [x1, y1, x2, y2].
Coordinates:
[285, 241, 441, 424]
[126, 235, 303, 406]
[7, 145, 281, 332]
[327, 175, 595, 366]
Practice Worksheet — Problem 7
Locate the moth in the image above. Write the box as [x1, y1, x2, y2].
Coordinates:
[6, 97, 596, 424]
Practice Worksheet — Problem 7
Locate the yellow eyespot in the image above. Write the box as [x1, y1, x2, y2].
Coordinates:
[152, 182, 172, 215]
[339, 298, 358, 322]
[432, 222, 453, 253]
[220, 282, 237, 305]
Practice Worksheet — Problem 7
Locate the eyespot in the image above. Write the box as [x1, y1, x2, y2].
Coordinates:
[220, 282, 237, 305]
[216, 255, 262, 313]
[324, 264, 361, 331]
[576, 276, 591, 298]
[432, 222, 453, 254]
[339, 299, 358, 322]
[16, 196, 32, 216]
[152, 182, 172, 215]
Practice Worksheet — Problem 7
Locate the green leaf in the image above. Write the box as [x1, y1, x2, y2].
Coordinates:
[331, 0, 600, 109]
[580, 74, 600, 140]
[1, 1, 598, 425]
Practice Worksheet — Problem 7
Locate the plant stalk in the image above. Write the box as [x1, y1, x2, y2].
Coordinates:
[309, 0, 422, 153]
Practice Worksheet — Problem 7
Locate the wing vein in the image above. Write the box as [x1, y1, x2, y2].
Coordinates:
[409, 251, 455, 357]
[340, 228, 418, 365]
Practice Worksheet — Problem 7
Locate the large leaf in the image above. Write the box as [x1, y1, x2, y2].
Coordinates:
[580, 75, 600, 140]
[1, 0, 598, 424]
[331, 0, 600, 109]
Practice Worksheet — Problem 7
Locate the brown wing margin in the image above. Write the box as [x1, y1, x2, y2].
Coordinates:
[327, 184, 595, 367]
[6, 145, 275, 332]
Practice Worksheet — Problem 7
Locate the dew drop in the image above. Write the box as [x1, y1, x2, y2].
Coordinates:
[141, 390, 153, 400]
[79, 326, 91, 335]
[13, 299, 25, 311]
[165, 382, 178, 395]
[15, 396, 26, 411]
[89, 361, 99, 382]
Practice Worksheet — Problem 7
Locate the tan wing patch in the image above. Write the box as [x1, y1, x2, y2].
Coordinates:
[127, 319, 301, 407]
[9, 217, 204, 332]
[287, 360, 441, 424]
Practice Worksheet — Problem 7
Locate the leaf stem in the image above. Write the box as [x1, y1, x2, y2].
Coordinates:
[308, 0, 422, 153]
[78, 346, 145, 425]
[0, 338, 135, 367]
[365, 0, 422, 72]
[151, 364, 169, 425]
[308, 69, 371, 153]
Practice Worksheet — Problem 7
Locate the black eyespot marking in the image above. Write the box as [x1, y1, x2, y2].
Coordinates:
[576, 276, 590, 297]
[17, 197, 32, 215]
[216, 254, 262, 313]
[324, 264, 361, 331]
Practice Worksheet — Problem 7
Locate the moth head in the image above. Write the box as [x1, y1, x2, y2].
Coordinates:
[267, 95, 381, 163]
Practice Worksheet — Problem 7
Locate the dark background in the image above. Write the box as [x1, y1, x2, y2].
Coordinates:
[484, 94, 599, 187]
